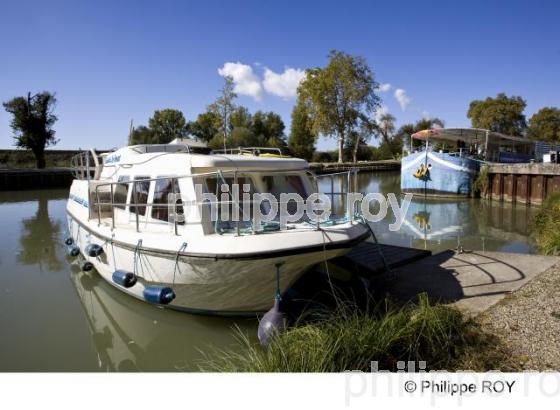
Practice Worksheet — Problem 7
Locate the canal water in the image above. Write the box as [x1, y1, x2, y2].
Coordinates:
[0, 172, 538, 371]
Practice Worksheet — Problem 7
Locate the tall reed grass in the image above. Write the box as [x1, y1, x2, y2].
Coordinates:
[200, 294, 514, 372]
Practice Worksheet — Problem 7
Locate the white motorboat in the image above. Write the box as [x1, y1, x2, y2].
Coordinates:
[66, 139, 369, 316]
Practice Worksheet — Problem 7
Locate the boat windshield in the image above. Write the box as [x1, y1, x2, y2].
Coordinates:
[199, 175, 256, 234]
[197, 173, 311, 234]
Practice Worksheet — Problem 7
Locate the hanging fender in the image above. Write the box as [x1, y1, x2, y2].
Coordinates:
[67, 245, 80, 257]
[112, 270, 138, 288]
[143, 286, 175, 305]
[80, 261, 93, 272]
[85, 243, 104, 257]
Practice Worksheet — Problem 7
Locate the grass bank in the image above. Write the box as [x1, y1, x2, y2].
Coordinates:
[200, 295, 516, 372]
[0, 149, 75, 168]
[531, 192, 560, 255]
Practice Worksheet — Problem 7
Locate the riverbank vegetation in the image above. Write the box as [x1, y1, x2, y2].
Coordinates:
[531, 192, 560, 255]
[472, 164, 490, 197]
[200, 295, 516, 372]
[0, 149, 75, 169]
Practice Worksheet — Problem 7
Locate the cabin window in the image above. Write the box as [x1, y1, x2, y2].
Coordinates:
[152, 178, 184, 223]
[261, 175, 308, 198]
[204, 176, 255, 197]
[199, 175, 256, 233]
[130, 176, 150, 216]
[114, 176, 130, 210]
[260, 175, 308, 217]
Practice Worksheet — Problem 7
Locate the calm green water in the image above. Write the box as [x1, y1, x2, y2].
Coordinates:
[0, 172, 538, 371]
[351, 172, 538, 255]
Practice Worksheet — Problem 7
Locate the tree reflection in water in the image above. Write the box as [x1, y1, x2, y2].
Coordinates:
[18, 195, 62, 272]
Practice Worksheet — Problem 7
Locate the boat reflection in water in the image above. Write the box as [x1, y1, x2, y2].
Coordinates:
[397, 198, 537, 254]
[322, 171, 538, 255]
[69, 263, 254, 371]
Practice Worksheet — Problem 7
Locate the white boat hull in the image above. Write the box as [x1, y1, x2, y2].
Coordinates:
[67, 214, 365, 315]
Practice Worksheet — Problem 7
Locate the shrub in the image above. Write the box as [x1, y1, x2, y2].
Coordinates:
[472, 165, 490, 197]
[531, 192, 560, 255]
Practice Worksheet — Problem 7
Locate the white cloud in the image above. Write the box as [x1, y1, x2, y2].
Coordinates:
[263, 67, 306, 99]
[375, 105, 390, 123]
[378, 83, 391, 92]
[394, 88, 411, 111]
[218, 62, 263, 100]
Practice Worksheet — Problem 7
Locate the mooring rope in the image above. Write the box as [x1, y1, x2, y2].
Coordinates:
[110, 234, 116, 270]
[274, 262, 284, 301]
[76, 224, 81, 246]
[133, 239, 143, 277]
[319, 228, 338, 305]
[172, 242, 188, 287]
[355, 215, 393, 279]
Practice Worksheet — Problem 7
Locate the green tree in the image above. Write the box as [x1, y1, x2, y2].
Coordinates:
[208, 134, 225, 150]
[288, 99, 317, 160]
[251, 111, 286, 147]
[467, 93, 527, 136]
[188, 111, 221, 143]
[528, 107, 560, 142]
[263, 111, 286, 147]
[298, 50, 380, 163]
[229, 126, 257, 147]
[129, 125, 154, 145]
[251, 111, 267, 144]
[346, 133, 372, 162]
[3, 92, 58, 168]
[371, 113, 401, 159]
[348, 114, 377, 163]
[228, 106, 255, 147]
[230, 106, 252, 130]
[148, 109, 189, 143]
[375, 113, 396, 146]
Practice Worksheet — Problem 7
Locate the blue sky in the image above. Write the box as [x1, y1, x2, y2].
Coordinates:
[1, 0, 559, 150]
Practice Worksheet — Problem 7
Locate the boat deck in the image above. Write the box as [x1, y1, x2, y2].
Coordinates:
[330, 242, 432, 278]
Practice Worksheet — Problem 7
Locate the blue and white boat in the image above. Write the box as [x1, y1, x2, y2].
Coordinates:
[401, 128, 539, 197]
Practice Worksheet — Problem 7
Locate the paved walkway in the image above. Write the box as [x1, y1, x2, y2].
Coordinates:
[385, 250, 560, 315]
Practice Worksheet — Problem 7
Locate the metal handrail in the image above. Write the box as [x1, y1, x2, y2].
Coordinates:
[71, 149, 101, 180]
[309, 168, 358, 224]
[212, 147, 284, 156]
[90, 168, 357, 234]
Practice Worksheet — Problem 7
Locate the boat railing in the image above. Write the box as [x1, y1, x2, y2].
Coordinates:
[89, 168, 358, 236]
[307, 169, 359, 223]
[212, 147, 284, 156]
[71, 150, 102, 180]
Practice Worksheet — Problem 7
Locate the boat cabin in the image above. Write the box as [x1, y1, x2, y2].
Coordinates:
[407, 128, 553, 163]
[71, 141, 330, 237]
